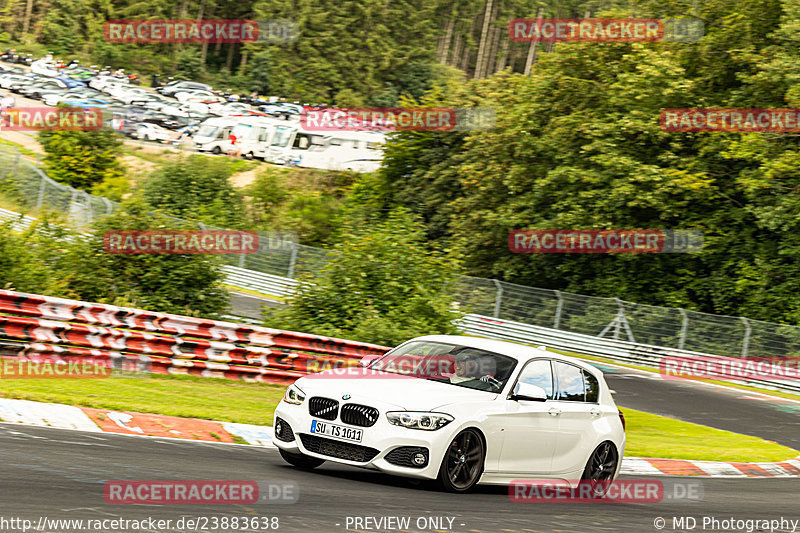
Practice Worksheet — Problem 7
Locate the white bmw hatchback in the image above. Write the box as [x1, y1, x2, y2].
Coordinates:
[273, 335, 626, 492]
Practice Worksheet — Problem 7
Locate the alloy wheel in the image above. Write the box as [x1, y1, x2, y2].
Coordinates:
[440, 429, 484, 492]
[582, 442, 618, 497]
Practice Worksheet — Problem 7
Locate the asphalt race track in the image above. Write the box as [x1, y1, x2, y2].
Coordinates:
[0, 423, 797, 533]
[593, 362, 800, 450]
[0, 363, 798, 533]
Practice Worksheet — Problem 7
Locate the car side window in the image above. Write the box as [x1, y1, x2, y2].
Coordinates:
[554, 362, 585, 401]
[584, 370, 600, 403]
[517, 359, 554, 399]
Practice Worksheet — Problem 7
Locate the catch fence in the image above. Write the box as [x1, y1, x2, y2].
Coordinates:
[3, 145, 800, 361]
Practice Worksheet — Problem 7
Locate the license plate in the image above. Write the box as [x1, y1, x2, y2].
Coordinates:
[310, 420, 363, 443]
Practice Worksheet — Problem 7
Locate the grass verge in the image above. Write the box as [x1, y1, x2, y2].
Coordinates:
[0, 373, 284, 426]
[0, 373, 796, 462]
[622, 407, 796, 462]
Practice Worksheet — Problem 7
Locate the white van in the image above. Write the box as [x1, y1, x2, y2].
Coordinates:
[193, 116, 280, 157]
[193, 117, 240, 154]
[265, 126, 385, 172]
[229, 116, 282, 160]
[263, 124, 324, 165]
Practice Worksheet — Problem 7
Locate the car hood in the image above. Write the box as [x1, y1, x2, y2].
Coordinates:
[296, 367, 497, 411]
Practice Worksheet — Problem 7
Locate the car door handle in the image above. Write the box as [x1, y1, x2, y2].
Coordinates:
[590, 408, 601, 417]
[548, 407, 561, 416]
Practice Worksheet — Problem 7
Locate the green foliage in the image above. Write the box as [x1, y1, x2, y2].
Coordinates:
[91, 173, 131, 202]
[52, 197, 229, 316]
[0, 219, 74, 295]
[243, 50, 271, 95]
[362, 0, 800, 325]
[245, 166, 351, 245]
[142, 155, 246, 228]
[175, 48, 204, 80]
[9, 0, 800, 332]
[38, 129, 124, 191]
[0, 201, 229, 318]
[264, 209, 462, 346]
[333, 89, 365, 108]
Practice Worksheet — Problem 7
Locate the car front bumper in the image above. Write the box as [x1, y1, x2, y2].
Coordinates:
[273, 401, 456, 481]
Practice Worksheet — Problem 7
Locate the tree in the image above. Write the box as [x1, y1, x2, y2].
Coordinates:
[55, 198, 230, 317]
[174, 48, 204, 79]
[0, 219, 74, 295]
[264, 209, 462, 346]
[38, 128, 124, 191]
[244, 49, 271, 95]
[142, 155, 246, 228]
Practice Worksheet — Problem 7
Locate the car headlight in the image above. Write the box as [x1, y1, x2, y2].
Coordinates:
[386, 411, 454, 431]
[282, 384, 306, 405]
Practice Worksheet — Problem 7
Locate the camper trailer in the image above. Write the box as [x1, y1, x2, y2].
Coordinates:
[229, 116, 283, 160]
[264, 125, 385, 172]
[193, 117, 238, 153]
[194, 115, 280, 158]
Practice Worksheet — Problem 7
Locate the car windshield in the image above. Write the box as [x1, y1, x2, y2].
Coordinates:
[270, 125, 294, 147]
[367, 341, 517, 393]
[196, 125, 219, 137]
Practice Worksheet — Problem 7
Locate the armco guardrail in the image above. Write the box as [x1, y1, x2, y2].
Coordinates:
[0, 207, 38, 232]
[458, 314, 800, 394]
[221, 265, 300, 298]
[0, 289, 389, 384]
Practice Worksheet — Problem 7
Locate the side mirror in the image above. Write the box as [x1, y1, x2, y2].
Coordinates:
[510, 382, 548, 402]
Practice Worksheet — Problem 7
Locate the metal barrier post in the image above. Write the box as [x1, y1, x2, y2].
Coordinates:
[678, 308, 688, 350]
[36, 174, 46, 210]
[492, 279, 503, 318]
[287, 242, 298, 279]
[553, 290, 563, 329]
[741, 317, 751, 357]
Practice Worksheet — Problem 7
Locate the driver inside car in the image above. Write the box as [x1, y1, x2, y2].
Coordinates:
[449, 353, 478, 384]
[449, 351, 503, 391]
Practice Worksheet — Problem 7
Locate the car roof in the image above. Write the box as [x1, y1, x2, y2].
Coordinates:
[407, 335, 599, 372]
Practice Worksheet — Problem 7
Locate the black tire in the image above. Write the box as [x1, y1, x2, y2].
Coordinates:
[245, 152, 254, 160]
[211, 146, 222, 155]
[278, 448, 325, 469]
[436, 428, 485, 492]
[580, 441, 619, 498]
